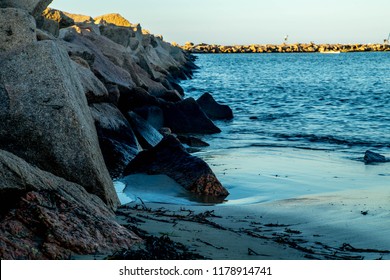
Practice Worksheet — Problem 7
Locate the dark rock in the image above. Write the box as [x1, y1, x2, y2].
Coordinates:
[159, 127, 173, 136]
[364, 150, 387, 164]
[127, 112, 163, 149]
[133, 106, 164, 130]
[158, 90, 183, 102]
[0, 149, 140, 260]
[0, 8, 37, 53]
[118, 86, 161, 112]
[89, 103, 141, 178]
[177, 135, 210, 147]
[105, 83, 121, 104]
[162, 98, 221, 134]
[167, 80, 185, 96]
[197, 92, 233, 120]
[0, 41, 118, 209]
[124, 135, 229, 197]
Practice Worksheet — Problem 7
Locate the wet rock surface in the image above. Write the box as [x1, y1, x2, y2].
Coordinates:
[364, 150, 387, 164]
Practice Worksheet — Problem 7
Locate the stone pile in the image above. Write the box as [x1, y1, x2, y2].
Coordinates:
[0, 1, 230, 259]
[182, 42, 390, 53]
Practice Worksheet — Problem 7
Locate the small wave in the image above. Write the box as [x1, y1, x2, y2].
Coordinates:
[248, 143, 333, 151]
[254, 112, 296, 121]
[273, 133, 390, 148]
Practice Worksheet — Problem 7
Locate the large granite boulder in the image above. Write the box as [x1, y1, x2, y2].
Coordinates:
[0, 40, 118, 209]
[0, 8, 37, 53]
[162, 98, 221, 134]
[90, 103, 141, 178]
[124, 135, 229, 197]
[0, 150, 140, 260]
[0, 0, 52, 18]
[197, 92, 234, 120]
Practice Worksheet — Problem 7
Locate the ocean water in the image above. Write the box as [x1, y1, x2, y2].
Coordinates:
[182, 53, 390, 153]
[179, 52, 390, 204]
[119, 53, 390, 205]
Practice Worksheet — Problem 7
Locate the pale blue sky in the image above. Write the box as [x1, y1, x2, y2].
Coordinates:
[50, 0, 389, 45]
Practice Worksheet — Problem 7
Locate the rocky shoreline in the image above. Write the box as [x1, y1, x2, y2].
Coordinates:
[0, 0, 230, 259]
[182, 42, 390, 53]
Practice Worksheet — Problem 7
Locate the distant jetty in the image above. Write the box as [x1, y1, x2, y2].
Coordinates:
[181, 42, 390, 53]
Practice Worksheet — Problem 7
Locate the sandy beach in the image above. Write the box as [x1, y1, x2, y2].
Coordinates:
[108, 181, 390, 260]
[102, 145, 390, 260]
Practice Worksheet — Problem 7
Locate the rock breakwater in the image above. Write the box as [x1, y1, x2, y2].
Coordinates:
[182, 42, 390, 53]
[1, 1, 229, 259]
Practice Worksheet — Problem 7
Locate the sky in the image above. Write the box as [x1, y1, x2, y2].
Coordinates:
[50, 0, 390, 45]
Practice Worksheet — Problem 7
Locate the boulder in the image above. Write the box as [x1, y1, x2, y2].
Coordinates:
[127, 111, 163, 149]
[364, 150, 387, 164]
[0, 8, 37, 53]
[118, 86, 161, 112]
[0, 40, 118, 209]
[158, 90, 183, 102]
[177, 135, 210, 147]
[61, 29, 137, 89]
[63, 11, 94, 23]
[124, 135, 229, 197]
[0, 150, 140, 260]
[197, 92, 234, 120]
[94, 13, 132, 27]
[98, 24, 135, 48]
[105, 83, 121, 104]
[133, 105, 164, 130]
[162, 98, 221, 134]
[0, 0, 52, 18]
[36, 17, 58, 37]
[41, 8, 75, 29]
[72, 60, 110, 104]
[90, 103, 141, 178]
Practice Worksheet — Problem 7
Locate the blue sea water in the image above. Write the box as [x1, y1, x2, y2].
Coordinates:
[119, 53, 390, 205]
[181, 53, 390, 154]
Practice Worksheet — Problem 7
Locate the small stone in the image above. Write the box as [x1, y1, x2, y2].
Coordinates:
[364, 150, 386, 164]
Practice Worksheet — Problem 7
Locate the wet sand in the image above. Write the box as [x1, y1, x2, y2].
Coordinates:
[114, 185, 390, 260]
[101, 146, 390, 260]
